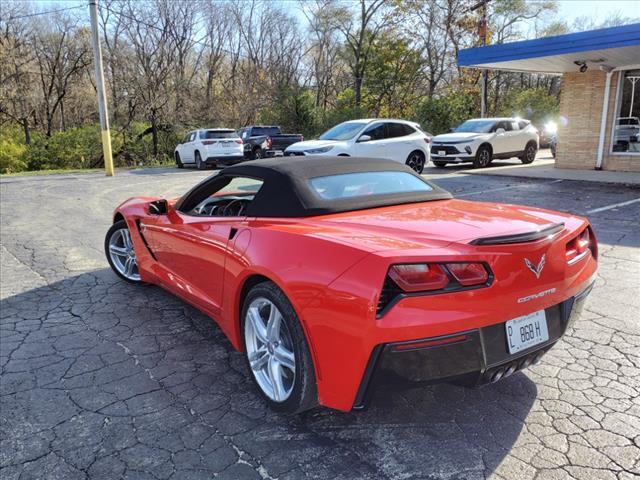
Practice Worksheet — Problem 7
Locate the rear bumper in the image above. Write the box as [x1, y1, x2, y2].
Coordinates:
[352, 281, 594, 410]
[205, 155, 244, 166]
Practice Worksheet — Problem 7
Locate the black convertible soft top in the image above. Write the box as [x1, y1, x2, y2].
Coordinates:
[175, 156, 452, 217]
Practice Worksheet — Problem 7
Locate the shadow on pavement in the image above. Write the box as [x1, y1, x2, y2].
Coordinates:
[1, 269, 536, 479]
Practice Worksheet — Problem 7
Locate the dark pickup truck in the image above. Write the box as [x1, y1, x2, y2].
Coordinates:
[237, 126, 303, 159]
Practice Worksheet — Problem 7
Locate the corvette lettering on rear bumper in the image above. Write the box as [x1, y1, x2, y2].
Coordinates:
[517, 287, 557, 303]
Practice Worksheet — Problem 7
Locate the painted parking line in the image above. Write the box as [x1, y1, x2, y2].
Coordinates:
[586, 197, 640, 214]
[455, 179, 564, 197]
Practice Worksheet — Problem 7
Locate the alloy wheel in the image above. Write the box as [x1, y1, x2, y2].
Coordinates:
[244, 297, 296, 402]
[478, 149, 490, 167]
[406, 152, 425, 173]
[527, 145, 536, 162]
[108, 228, 140, 281]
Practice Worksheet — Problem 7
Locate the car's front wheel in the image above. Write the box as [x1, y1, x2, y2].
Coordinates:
[474, 145, 492, 168]
[242, 281, 318, 413]
[405, 150, 425, 174]
[433, 161, 447, 168]
[175, 152, 183, 169]
[521, 141, 537, 164]
[105, 220, 142, 283]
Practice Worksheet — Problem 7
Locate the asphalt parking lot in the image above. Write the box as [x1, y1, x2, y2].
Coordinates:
[1, 162, 639, 480]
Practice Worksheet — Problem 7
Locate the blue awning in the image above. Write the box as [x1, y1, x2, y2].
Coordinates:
[459, 23, 640, 74]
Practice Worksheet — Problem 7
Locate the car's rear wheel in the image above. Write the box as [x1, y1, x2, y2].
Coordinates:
[405, 150, 425, 174]
[105, 220, 142, 283]
[433, 161, 447, 168]
[195, 151, 205, 170]
[474, 145, 492, 168]
[242, 281, 318, 413]
[253, 148, 263, 160]
[175, 152, 183, 168]
[521, 141, 537, 164]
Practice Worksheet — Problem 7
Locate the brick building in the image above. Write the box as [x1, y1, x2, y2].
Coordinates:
[459, 24, 640, 172]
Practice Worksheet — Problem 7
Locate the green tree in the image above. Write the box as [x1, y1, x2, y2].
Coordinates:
[499, 87, 559, 124]
[413, 87, 478, 135]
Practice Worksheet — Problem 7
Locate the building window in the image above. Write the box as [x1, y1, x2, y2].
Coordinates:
[612, 69, 640, 154]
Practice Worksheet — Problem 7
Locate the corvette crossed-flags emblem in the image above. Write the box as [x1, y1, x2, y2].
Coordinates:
[524, 254, 546, 279]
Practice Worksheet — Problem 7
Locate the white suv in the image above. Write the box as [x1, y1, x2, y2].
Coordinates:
[175, 129, 244, 169]
[284, 119, 432, 173]
[430, 118, 538, 168]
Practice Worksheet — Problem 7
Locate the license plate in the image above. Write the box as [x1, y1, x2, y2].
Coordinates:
[505, 310, 549, 354]
[221, 142, 231, 148]
[438, 150, 446, 156]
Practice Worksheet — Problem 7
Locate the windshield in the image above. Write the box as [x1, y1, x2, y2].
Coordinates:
[309, 171, 432, 200]
[319, 122, 367, 141]
[455, 120, 496, 133]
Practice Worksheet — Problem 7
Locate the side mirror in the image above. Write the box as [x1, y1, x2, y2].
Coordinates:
[496, 128, 506, 134]
[149, 199, 168, 215]
[357, 134, 372, 143]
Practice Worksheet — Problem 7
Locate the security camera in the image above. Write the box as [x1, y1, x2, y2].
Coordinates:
[574, 61, 588, 73]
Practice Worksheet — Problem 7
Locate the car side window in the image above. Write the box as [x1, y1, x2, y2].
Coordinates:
[187, 132, 196, 142]
[362, 123, 386, 141]
[510, 121, 519, 131]
[387, 123, 414, 138]
[518, 121, 528, 129]
[199, 131, 206, 139]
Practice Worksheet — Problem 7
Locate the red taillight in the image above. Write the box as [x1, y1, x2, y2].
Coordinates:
[445, 262, 488, 286]
[235, 139, 243, 144]
[566, 227, 597, 263]
[202, 140, 216, 145]
[388, 264, 449, 292]
[266, 136, 273, 149]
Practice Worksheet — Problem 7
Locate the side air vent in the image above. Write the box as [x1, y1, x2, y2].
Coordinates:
[469, 223, 564, 246]
[376, 276, 403, 318]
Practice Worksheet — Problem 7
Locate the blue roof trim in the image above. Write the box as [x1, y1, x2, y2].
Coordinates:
[459, 23, 640, 67]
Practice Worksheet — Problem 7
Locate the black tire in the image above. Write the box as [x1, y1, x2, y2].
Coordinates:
[473, 145, 492, 168]
[241, 281, 318, 414]
[175, 152, 183, 169]
[253, 148, 263, 160]
[104, 220, 142, 284]
[521, 141, 537, 164]
[433, 161, 447, 168]
[405, 150, 425, 174]
[195, 151, 205, 170]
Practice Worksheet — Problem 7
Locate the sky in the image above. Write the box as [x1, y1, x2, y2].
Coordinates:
[556, 0, 640, 24]
[14, 0, 640, 35]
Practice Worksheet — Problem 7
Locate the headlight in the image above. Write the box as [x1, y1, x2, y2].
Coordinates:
[305, 146, 333, 154]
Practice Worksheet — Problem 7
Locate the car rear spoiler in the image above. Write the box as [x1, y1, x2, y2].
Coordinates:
[469, 223, 565, 246]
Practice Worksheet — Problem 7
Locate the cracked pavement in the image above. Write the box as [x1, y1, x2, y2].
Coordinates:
[1, 164, 639, 479]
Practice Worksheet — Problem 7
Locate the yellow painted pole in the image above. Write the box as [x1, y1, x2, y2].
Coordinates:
[89, 0, 114, 176]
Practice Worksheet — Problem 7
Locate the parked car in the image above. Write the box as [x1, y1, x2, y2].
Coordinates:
[237, 126, 304, 159]
[534, 121, 557, 148]
[284, 119, 432, 173]
[175, 129, 244, 169]
[431, 117, 539, 168]
[106, 156, 597, 413]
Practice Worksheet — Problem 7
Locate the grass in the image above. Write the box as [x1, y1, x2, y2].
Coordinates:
[1, 163, 174, 177]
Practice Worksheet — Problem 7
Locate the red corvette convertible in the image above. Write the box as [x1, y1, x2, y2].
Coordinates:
[105, 157, 597, 413]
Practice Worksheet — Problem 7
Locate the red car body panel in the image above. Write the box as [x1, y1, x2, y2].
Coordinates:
[114, 197, 597, 412]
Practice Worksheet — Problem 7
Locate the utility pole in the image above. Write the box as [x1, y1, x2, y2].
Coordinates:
[479, 0, 488, 118]
[469, 0, 490, 118]
[89, 0, 114, 176]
